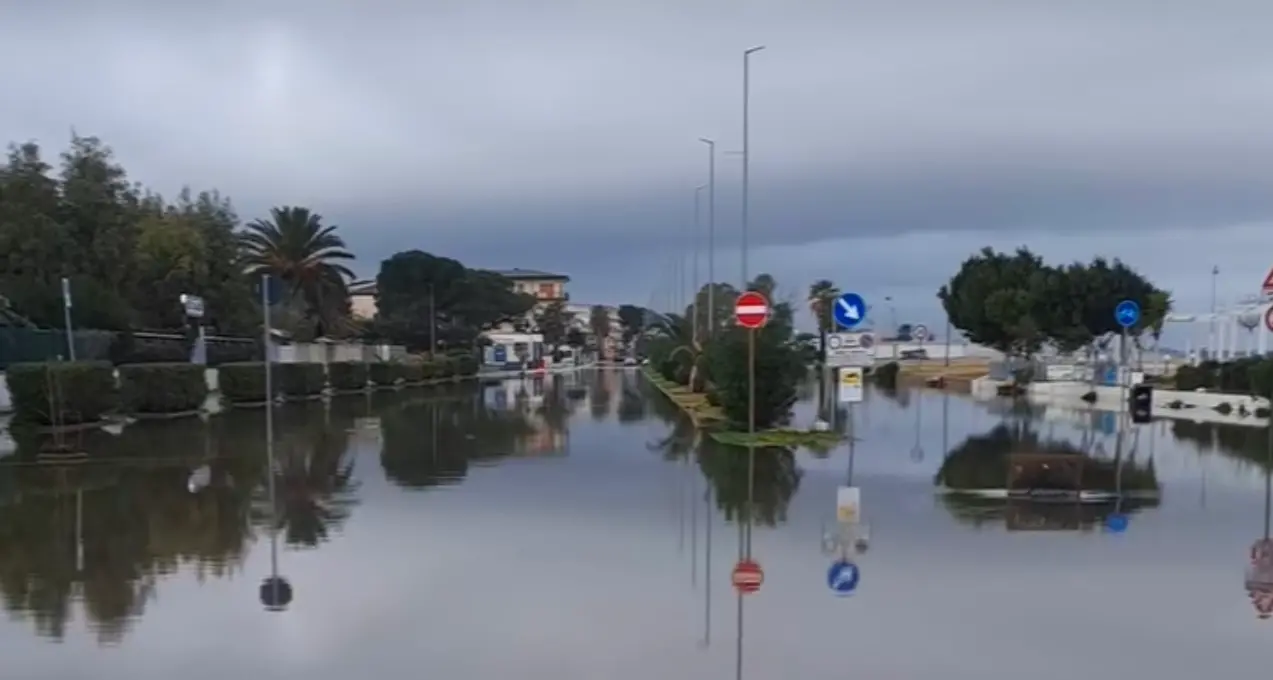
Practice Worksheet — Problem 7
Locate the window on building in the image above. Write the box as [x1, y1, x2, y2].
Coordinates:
[538, 282, 556, 298]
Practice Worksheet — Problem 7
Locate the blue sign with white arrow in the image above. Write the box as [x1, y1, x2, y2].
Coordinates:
[1104, 513, 1129, 534]
[1114, 300, 1140, 329]
[827, 559, 860, 596]
[833, 292, 866, 329]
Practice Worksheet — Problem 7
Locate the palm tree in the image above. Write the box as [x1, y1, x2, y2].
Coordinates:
[650, 312, 706, 392]
[240, 206, 356, 338]
[807, 280, 840, 362]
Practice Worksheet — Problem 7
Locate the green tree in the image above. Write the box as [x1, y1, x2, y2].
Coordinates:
[589, 305, 612, 351]
[240, 206, 355, 339]
[617, 304, 645, 346]
[132, 213, 208, 329]
[705, 324, 806, 429]
[806, 279, 840, 361]
[534, 300, 571, 350]
[373, 250, 535, 349]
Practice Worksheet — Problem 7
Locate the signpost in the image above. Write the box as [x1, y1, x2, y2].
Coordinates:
[181, 294, 207, 365]
[836, 486, 861, 524]
[837, 367, 864, 404]
[826, 331, 875, 367]
[833, 292, 866, 330]
[732, 559, 764, 594]
[60, 276, 76, 360]
[827, 559, 860, 597]
[734, 291, 769, 330]
[912, 324, 928, 343]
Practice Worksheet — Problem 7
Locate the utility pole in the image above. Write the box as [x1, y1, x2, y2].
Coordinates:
[741, 46, 765, 289]
[699, 137, 717, 337]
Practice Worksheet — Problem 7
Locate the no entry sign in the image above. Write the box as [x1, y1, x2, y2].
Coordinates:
[732, 558, 764, 594]
[734, 291, 770, 329]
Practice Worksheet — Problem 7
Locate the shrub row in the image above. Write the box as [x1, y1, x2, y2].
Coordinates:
[5, 354, 484, 424]
[1174, 357, 1273, 396]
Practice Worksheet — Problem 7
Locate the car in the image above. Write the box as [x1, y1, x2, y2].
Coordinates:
[900, 349, 929, 360]
[623, 357, 637, 366]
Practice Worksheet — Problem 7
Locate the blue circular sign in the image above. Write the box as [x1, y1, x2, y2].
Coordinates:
[827, 559, 860, 596]
[1114, 300, 1140, 329]
[833, 292, 867, 329]
[1104, 513, 1129, 534]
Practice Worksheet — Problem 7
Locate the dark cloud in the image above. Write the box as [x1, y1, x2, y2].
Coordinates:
[3, 1, 1272, 320]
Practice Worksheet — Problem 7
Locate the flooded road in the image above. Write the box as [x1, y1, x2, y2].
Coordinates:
[1, 369, 1270, 679]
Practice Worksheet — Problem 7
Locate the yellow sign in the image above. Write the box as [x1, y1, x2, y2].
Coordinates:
[838, 367, 864, 403]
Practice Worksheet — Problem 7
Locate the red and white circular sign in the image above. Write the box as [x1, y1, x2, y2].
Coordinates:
[732, 559, 764, 594]
[734, 291, 770, 329]
[1264, 307, 1273, 333]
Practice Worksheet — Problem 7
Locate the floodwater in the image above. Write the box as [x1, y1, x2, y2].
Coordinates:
[0, 369, 1270, 679]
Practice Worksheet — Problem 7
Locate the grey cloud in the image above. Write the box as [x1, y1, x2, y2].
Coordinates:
[3, 1, 1273, 308]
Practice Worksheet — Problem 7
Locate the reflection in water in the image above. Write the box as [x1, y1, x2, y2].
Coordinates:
[1243, 424, 1273, 619]
[936, 422, 1160, 531]
[699, 442, 801, 527]
[0, 417, 262, 643]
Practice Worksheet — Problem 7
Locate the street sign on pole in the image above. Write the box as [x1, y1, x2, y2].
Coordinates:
[1264, 307, 1273, 333]
[59, 277, 76, 361]
[1262, 267, 1273, 298]
[826, 332, 875, 367]
[180, 294, 205, 319]
[833, 292, 866, 329]
[734, 291, 769, 329]
[1115, 300, 1140, 329]
[827, 559, 860, 596]
[837, 367, 864, 403]
[836, 486, 861, 524]
[731, 559, 764, 594]
[912, 324, 929, 343]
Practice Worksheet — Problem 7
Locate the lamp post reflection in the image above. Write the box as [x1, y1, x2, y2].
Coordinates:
[700, 482, 712, 649]
[259, 381, 292, 612]
[1246, 418, 1273, 619]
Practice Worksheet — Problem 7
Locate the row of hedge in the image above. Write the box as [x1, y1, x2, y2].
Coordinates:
[5, 355, 481, 426]
[1173, 357, 1273, 396]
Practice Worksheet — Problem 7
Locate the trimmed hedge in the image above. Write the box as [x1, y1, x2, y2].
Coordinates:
[278, 363, 325, 398]
[1175, 357, 1273, 396]
[219, 362, 267, 403]
[6, 360, 118, 425]
[400, 362, 425, 384]
[369, 362, 401, 387]
[452, 353, 479, 377]
[119, 363, 209, 414]
[328, 362, 369, 391]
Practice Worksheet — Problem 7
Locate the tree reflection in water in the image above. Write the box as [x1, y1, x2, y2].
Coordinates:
[936, 423, 1160, 531]
[250, 402, 359, 549]
[697, 441, 802, 527]
[0, 399, 364, 644]
[379, 388, 540, 490]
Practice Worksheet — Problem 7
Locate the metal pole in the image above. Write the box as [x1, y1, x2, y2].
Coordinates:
[60, 276, 76, 360]
[694, 185, 704, 346]
[700, 138, 717, 337]
[262, 274, 278, 577]
[741, 46, 765, 288]
[1265, 379, 1272, 539]
[702, 483, 712, 648]
[944, 317, 952, 367]
[1210, 265, 1218, 359]
[429, 284, 437, 355]
[746, 327, 756, 557]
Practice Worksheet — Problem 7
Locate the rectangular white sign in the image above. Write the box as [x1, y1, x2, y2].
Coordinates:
[836, 486, 861, 524]
[826, 332, 875, 367]
[837, 367, 864, 403]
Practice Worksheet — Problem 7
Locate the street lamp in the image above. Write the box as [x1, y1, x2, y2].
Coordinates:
[699, 137, 717, 337]
[694, 184, 706, 346]
[741, 45, 765, 289]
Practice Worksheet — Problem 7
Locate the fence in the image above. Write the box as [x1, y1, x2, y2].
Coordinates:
[0, 327, 258, 370]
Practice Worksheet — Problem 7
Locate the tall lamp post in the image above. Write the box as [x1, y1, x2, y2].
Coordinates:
[694, 184, 706, 346]
[741, 45, 765, 289]
[699, 137, 717, 336]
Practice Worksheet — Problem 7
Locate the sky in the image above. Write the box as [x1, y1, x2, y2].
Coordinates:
[4, 1, 1273, 345]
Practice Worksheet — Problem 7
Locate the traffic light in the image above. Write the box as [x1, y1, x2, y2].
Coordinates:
[1129, 383, 1153, 424]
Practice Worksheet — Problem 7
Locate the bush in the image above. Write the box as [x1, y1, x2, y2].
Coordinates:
[369, 362, 402, 387]
[219, 362, 267, 403]
[328, 362, 369, 391]
[6, 361, 118, 425]
[277, 363, 325, 398]
[419, 360, 438, 380]
[118, 363, 209, 414]
[873, 362, 900, 389]
[397, 362, 422, 384]
[207, 339, 258, 366]
[704, 327, 805, 429]
[433, 357, 456, 379]
[452, 353, 479, 377]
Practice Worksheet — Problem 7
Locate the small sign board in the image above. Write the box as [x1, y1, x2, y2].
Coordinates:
[180, 294, 205, 319]
[1262, 267, 1273, 298]
[838, 367, 864, 403]
[1265, 307, 1273, 334]
[734, 291, 770, 329]
[836, 486, 861, 524]
[826, 332, 875, 367]
[912, 324, 929, 343]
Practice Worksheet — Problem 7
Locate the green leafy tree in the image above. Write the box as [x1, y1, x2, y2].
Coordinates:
[705, 324, 806, 429]
[589, 305, 612, 350]
[806, 279, 840, 361]
[240, 206, 355, 339]
[374, 250, 535, 350]
[534, 300, 571, 350]
[617, 304, 645, 346]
